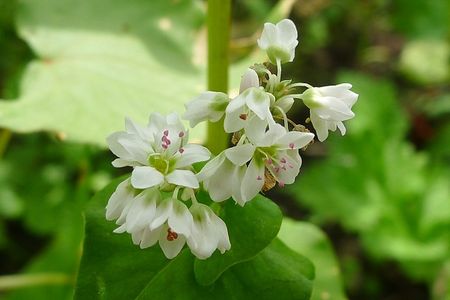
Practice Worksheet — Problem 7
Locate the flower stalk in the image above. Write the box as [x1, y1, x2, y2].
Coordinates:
[206, 0, 231, 154]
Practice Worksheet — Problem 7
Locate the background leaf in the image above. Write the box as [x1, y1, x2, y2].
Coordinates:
[278, 218, 347, 300]
[0, 0, 206, 145]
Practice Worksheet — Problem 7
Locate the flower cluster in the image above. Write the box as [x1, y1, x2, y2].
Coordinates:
[185, 18, 358, 205]
[106, 113, 230, 259]
[105, 18, 358, 260]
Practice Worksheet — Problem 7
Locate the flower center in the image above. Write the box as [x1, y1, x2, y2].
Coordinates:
[148, 154, 170, 174]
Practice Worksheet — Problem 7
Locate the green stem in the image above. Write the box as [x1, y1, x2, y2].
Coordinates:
[0, 273, 73, 291]
[206, 0, 231, 155]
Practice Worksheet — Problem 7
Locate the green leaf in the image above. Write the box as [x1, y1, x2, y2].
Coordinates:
[74, 176, 169, 300]
[194, 194, 283, 285]
[136, 239, 313, 300]
[0, 0, 206, 146]
[76, 178, 311, 299]
[278, 219, 347, 300]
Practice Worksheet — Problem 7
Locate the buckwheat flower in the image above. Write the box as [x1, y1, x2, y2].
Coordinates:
[183, 92, 229, 127]
[107, 113, 210, 190]
[197, 152, 246, 205]
[128, 196, 194, 259]
[105, 178, 135, 221]
[227, 117, 314, 203]
[112, 188, 160, 235]
[301, 83, 358, 142]
[257, 19, 298, 64]
[224, 69, 274, 133]
[187, 203, 231, 259]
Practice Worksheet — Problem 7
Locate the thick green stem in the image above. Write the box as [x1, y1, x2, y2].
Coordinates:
[206, 0, 231, 155]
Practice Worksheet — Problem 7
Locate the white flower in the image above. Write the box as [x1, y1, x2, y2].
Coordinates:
[197, 152, 246, 205]
[302, 83, 358, 142]
[224, 69, 274, 133]
[187, 203, 231, 259]
[199, 117, 314, 205]
[112, 187, 160, 235]
[107, 113, 210, 190]
[230, 118, 314, 203]
[257, 19, 298, 64]
[183, 92, 229, 127]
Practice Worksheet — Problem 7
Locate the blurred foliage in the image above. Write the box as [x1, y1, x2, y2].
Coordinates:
[0, 0, 449, 299]
[279, 219, 347, 300]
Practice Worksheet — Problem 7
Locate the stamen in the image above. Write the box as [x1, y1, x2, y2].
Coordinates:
[239, 113, 247, 120]
[280, 157, 287, 164]
[278, 181, 285, 188]
[257, 176, 262, 181]
[289, 143, 295, 149]
[163, 129, 169, 136]
[178, 131, 185, 138]
[166, 228, 178, 241]
[179, 148, 184, 154]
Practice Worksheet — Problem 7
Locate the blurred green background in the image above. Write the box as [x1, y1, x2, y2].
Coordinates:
[0, 0, 448, 299]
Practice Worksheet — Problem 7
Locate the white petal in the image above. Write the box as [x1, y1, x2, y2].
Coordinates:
[168, 200, 193, 237]
[244, 116, 269, 145]
[159, 224, 186, 259]
[140, 226, 162, 248]
[131, 166, 164, 189]
[224, 106, 246, 133]
[316, 97, 354, 120]
[276, 19, 298, 44]
[225, 144, 255, 166]
[257, 22, 277, 50]
[226, 93, 247, 113]
[205, 159, 235, 202]
[241, 159, 265, 202]
[174, 144, 210, 168]
[166, 170, 199, 188]
[310, 112, 328, 142]
[106, 178, 132, 220]
[337, 121, 347, 135]
[197, 153, 226, 182]
[245, 88, 271, 120]
[150, 198, 172, 230]
[231, 165, 246, 205]
[276, 131, 315, 150]
[125, 190, 158, 233]
[239, 68, 260, 94]
[107, 132, 131, 159]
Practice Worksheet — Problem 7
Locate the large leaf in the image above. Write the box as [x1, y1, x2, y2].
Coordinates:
[0, 0, 206, 145]
[194, 194, 282, 285]
[278, 219, 347, 300]
[136, 238, 313, 300]
[75, 177, 310, 299]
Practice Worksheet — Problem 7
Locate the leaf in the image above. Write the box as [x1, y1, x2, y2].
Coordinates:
[278, 219, 347, 300]
[136, 239, 314, 300]
[0, 0, 206, 145]
[76, 178, 312, 299]
[74, 176, 170, 300]
[194, 194, 283, 285]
